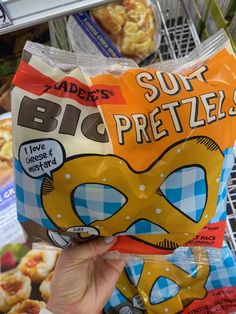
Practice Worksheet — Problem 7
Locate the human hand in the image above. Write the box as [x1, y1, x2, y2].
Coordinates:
[46, 237, 125, 314]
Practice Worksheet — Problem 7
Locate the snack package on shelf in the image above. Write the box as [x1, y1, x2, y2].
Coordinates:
[0, 113, 24, 248]
[103, 243, 236, 314]
[11, 29, 236, 256]
[66, 0, 161, 66]
[0, 243, 58, 314]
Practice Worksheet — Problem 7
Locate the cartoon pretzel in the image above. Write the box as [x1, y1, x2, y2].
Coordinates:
[116, 248, 210, 313]
[42, 136, 223, 246]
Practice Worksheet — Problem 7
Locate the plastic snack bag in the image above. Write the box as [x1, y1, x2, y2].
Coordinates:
[11, 29, 236, 254]
[66, 0, 161, 65]
[103, 243, 236, 314]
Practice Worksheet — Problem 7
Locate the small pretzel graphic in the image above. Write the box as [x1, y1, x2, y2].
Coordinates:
[116, 248, 210, 313]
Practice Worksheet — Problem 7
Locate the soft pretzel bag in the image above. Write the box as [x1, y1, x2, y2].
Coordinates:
[11, 29, 236, 254]
[103, 243, 236, 314]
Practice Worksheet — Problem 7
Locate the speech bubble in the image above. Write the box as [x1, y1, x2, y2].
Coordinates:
[19, 139, 65, 178]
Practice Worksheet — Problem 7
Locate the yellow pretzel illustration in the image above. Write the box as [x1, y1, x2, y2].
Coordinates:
[42, 136, 223, 246]
[116, 248, 210, 314]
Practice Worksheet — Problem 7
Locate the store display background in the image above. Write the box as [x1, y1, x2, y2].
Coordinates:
[0, 1, 236, 314]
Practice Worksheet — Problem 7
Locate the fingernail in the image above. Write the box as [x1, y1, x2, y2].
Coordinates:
[104, 236, 115, 244]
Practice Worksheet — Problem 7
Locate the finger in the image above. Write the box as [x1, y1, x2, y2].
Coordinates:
[103, 258, 126, 281]
[95, 257, 126, 307]
[60, 236, 117, 262]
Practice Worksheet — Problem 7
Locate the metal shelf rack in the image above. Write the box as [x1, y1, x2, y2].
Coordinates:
[226, 164, 236, 258]
[0, 0, 112, 35]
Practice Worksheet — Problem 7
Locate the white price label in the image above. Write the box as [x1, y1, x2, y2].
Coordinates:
[0, 3, 12, 29]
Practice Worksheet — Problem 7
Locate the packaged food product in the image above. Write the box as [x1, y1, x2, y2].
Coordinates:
[11, 29, 236, 255]
[0, 244, 58, 314]
[0, 76, 12, 112]
[7, 300, 46, 314]
[103, 243, 236, 314]
[66, 0, 161, 65]
[0, 272, 31, 313]
[39, 271, 53, 302]
[0, 113, 24, 247]
[17, 250, 58, 283]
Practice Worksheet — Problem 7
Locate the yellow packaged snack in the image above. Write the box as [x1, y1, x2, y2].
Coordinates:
[11, 29, 236, 254]
[103, 244, 236, 314]
[67, 0, 161, 65]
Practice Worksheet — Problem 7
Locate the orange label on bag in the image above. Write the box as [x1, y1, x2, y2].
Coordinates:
[92, 49, 236, 170]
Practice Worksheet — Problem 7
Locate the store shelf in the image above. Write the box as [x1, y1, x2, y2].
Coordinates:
[49, 0, 201, 60]
[0, 0, 112, 35]
[226, 162, 236, 258]
[157, 0, 200, 60]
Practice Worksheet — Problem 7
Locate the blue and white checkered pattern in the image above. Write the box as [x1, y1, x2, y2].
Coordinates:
[167, 247, 197, 278]
[14, 158, 56, 229]
[160, 166, 206, 222]
[206, 243, 236, 290]
[122, 220, 168, 235]
[150, 276, 180, 304]
[104, 288, 127, 311]
[210, 148, 234, 223]
[73, 183, 126, 225]
[125, 260, 144, 287]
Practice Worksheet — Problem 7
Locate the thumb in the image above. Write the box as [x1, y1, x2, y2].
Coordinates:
[60, 236, 117, 262]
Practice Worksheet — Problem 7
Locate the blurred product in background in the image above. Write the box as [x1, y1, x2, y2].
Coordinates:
[66, 0, 161, 65]
[0, 113, 24, 248]
[0, 23, 50, 114]
[0, 244, 58, 313]
[189, 0, 236, 49]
